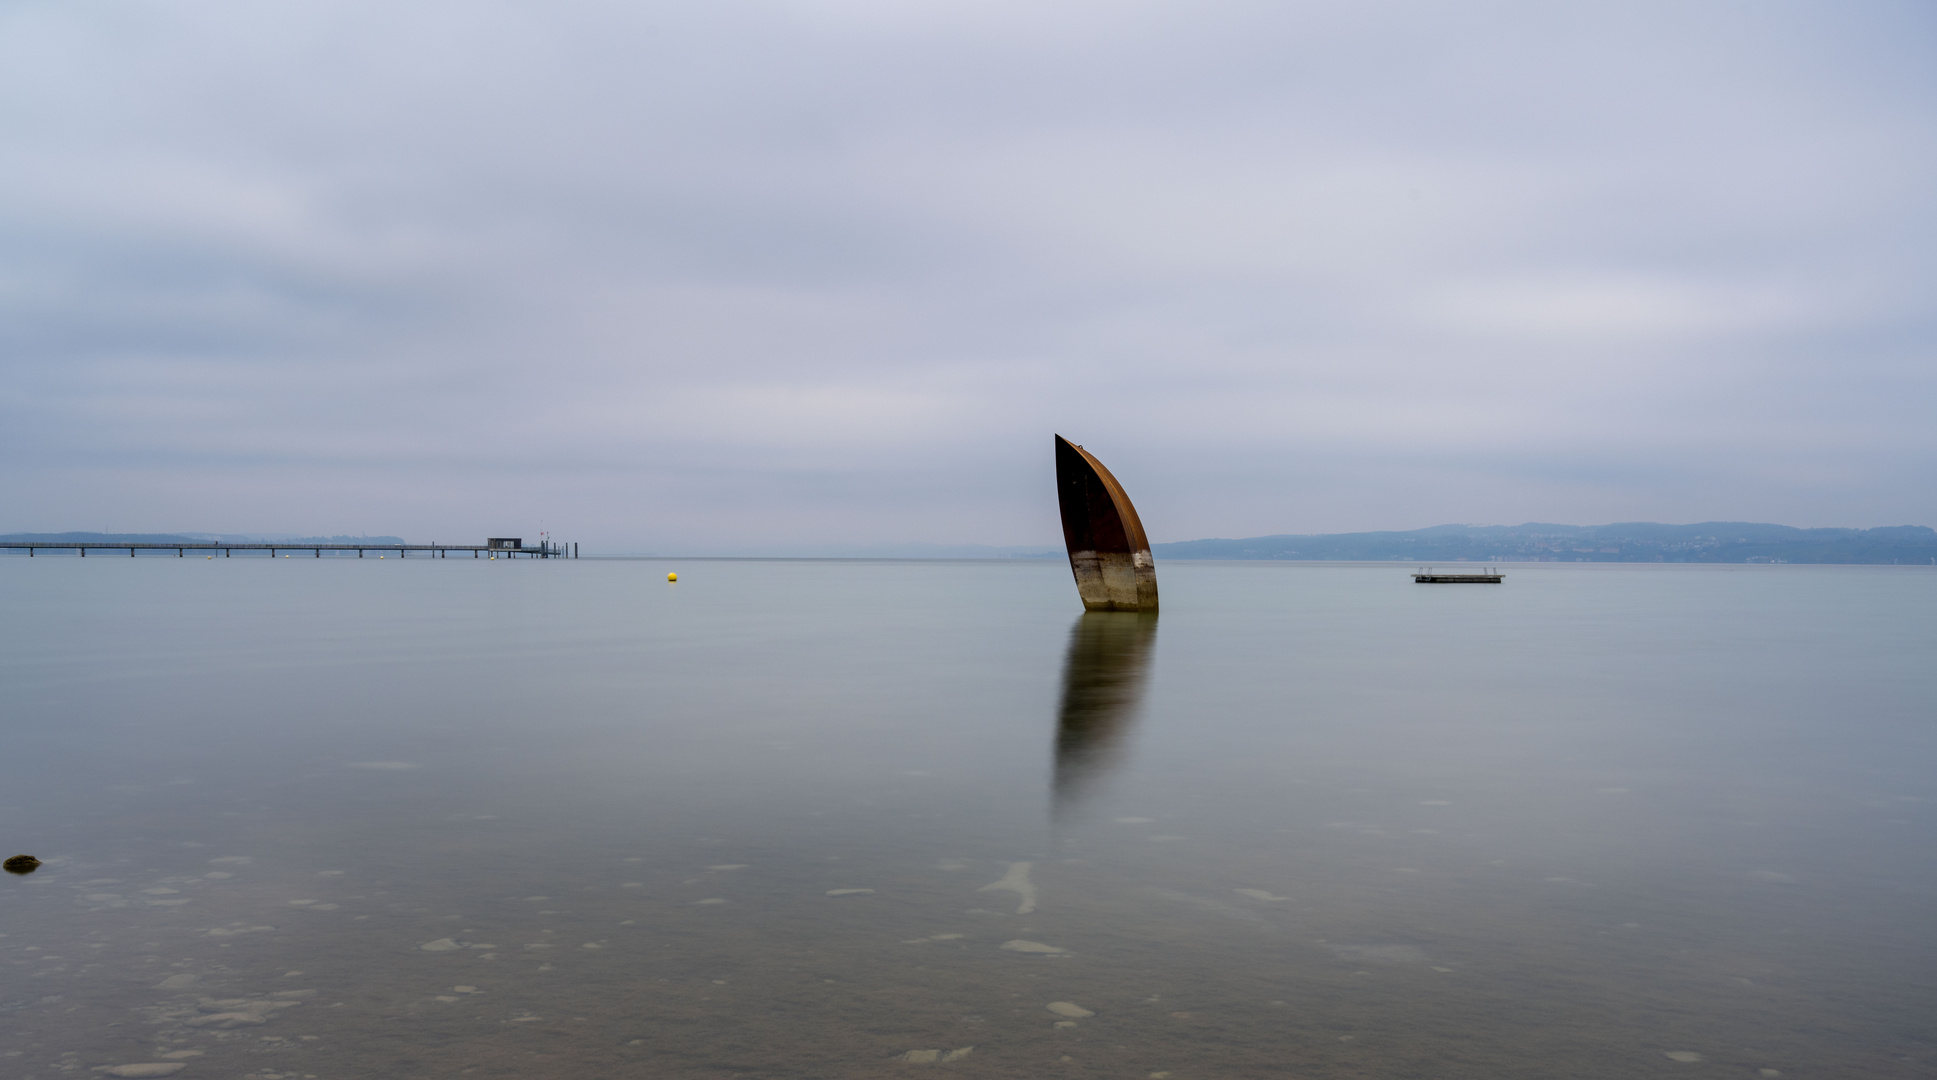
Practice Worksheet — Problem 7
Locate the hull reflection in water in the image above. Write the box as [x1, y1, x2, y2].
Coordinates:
[1053, 611, 1159, 817]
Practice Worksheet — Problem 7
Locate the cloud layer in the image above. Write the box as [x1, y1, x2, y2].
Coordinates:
[3, 0, 1932, 549]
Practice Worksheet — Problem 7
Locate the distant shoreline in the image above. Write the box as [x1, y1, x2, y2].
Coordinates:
[9, 521, 1934, 564]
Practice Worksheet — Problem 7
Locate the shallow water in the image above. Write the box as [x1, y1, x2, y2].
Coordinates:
[1, 558, 1933, 1079]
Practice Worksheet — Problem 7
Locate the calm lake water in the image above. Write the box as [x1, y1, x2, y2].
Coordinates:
[1, 558, 1933, 1079]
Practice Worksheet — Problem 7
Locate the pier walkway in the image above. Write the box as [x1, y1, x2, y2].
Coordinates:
[2, 541, 573, 558]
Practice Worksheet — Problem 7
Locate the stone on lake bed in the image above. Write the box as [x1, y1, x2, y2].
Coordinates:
[1664, 1051, 1703, 1063]
[826, 888, 875, 896]
[185, 1012, 267, 1028]
[99, 1065, 185, 1078]
[978, 862, 1037, 914]
[896, 1047, 972, 1063]
[1000, 940, 1065, 954]
[1047, 1002, 1093, 1018]
[1326, 943, 1427, 964]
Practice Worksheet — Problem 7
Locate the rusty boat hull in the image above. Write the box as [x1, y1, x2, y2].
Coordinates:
[1055, 435, 1159, 612]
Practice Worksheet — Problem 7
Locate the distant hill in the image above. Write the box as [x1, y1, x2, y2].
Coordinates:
[1153, 522, 1937, 564]
[1, 532, 407, 546]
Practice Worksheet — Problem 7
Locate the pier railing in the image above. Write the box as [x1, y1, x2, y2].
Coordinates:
[1, 541, 575, 559]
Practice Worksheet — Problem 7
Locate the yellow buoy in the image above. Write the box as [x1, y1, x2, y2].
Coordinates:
[667, 572, 678, 582]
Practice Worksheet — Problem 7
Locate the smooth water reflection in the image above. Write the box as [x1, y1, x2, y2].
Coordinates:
[1053, 613, 1157, 818]
[0, 559, 1933, 1079]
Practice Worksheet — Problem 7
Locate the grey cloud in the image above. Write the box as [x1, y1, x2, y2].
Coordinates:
[1, 0, 1932, 548]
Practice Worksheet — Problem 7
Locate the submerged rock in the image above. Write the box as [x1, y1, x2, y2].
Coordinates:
[99, 1065, 185, 1078]
[978, 862, 1037, 914]
[1325, 943, 1427, 964]
[999, 940, 1065, 954]
[1047, 1002, 1093, 1018]
[3, 855, 41, 875]
[895, 1047, 971, 1063]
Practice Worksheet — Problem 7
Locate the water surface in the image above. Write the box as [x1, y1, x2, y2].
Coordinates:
[1, 559, 1932, 1078]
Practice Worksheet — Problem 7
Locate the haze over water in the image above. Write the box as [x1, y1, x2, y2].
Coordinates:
[2, 559, 1933, 1078]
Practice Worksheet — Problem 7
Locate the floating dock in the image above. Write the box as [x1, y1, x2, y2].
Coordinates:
[1412, 569, 1503, 583]
[1, 540, 573, 559]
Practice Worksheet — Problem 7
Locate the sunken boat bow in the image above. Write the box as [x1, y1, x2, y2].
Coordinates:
[1055, 435, 1159, 612]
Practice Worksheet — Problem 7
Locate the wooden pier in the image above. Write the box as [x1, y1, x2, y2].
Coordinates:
[1, 540, 574, 559]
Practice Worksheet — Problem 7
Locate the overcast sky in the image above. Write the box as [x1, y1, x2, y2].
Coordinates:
[2, 1, 1932, 550]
